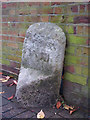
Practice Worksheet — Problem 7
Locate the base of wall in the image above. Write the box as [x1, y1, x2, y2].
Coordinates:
[63, 80, 88, 112]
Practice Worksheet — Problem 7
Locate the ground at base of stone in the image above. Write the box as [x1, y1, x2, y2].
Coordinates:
[1, 74, 88, 119]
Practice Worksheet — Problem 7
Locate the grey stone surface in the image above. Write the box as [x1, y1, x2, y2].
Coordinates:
[15, 22, 66, 108]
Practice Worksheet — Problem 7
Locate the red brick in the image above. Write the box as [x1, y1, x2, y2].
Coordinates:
[41, 2, 50, 6]
[2, 17, 7, 22]
[65, 65, 75, 73]
[0, 35, 2, 39]
[74, 16, 89, 24]
[82, 47, 88, 56]
[86, 39, 90, 45]
[54, 7, 62, 14]
[24, 16, 32, 22]
[18, 31, 25, 37]
[2, 3, 7, 9]
[11, 23, 16, 27]
[51, 2, 61, 6]
[39, 7, 53, 14]
[16, 37, 24, 42]
[84, 26, 89, 35]
[81, 57, 88, 66]
[2, 30, 8, 34]
[80, 5, 85, 10]
[30, 9, 38, 15]
[7, 16, 18, 22]
[28, 2, 41, 6]
[7, 2, 17, 8]
[2, 10, 9, 15]
[18, 16, 25, 22]
[9, 36, 16, 41]
[7, 43, 18, 49]
[2, 23, 8, 27]
[8, 30, 19, 36]
[2, 35, 9, 40]
[79, 5, 85, 13]
[18, 2, 25, 7]
[9, 9, 15, 15]
[77, 26, 84, 35]
[31, 16, 40, 22]
[0, 41, 2, 45]
[41, 16, 49, 22]
[71, 5, 78, 12]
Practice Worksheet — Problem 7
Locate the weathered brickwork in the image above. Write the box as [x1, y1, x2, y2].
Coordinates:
[1, 2, 89, 109]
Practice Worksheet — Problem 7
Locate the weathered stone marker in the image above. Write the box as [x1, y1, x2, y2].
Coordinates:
[15, 22, 66, 108]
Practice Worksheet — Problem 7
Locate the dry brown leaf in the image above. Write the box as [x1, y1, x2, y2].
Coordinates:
[8, 80, 17, 87]
[6, 76, 10, 80]
[64, 104, 70, 110]
[9, 82, 14, 86]
[8, 95, 14, 100]
[69, 106, 74, 110]
[13, 80, 17, 85]
[64, 104, 74, 110]
[0, 76, 10, 82]
[70, 108, 76, 114]
[0, 91, 5, 94]
[0, 78, 9, 82]
[37, 110, 45, 119]
[56, 101, 62, 109]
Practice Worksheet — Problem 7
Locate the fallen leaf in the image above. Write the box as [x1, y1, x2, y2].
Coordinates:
[0, 78, 9, 82]
[8, 80, 17, 87]
[69, 106, 74, 110]
[0, 91, 5, 94]
[56, 101, 62, 109]
[9, 75, 13, 78]
[8, 82, 14, 87]
[69, 107, 79, 115]
[8, 95, 14, 100]
[64, 104, 70, 110]
[37, 110, 45, 119]
[64, 104, 74, 110]
[6, 76, 10, 80]
[0, 76, 11, 83]
[13, 80, 17, 85]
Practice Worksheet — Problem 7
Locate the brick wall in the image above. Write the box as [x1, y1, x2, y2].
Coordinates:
[1, 2, 89, 110]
